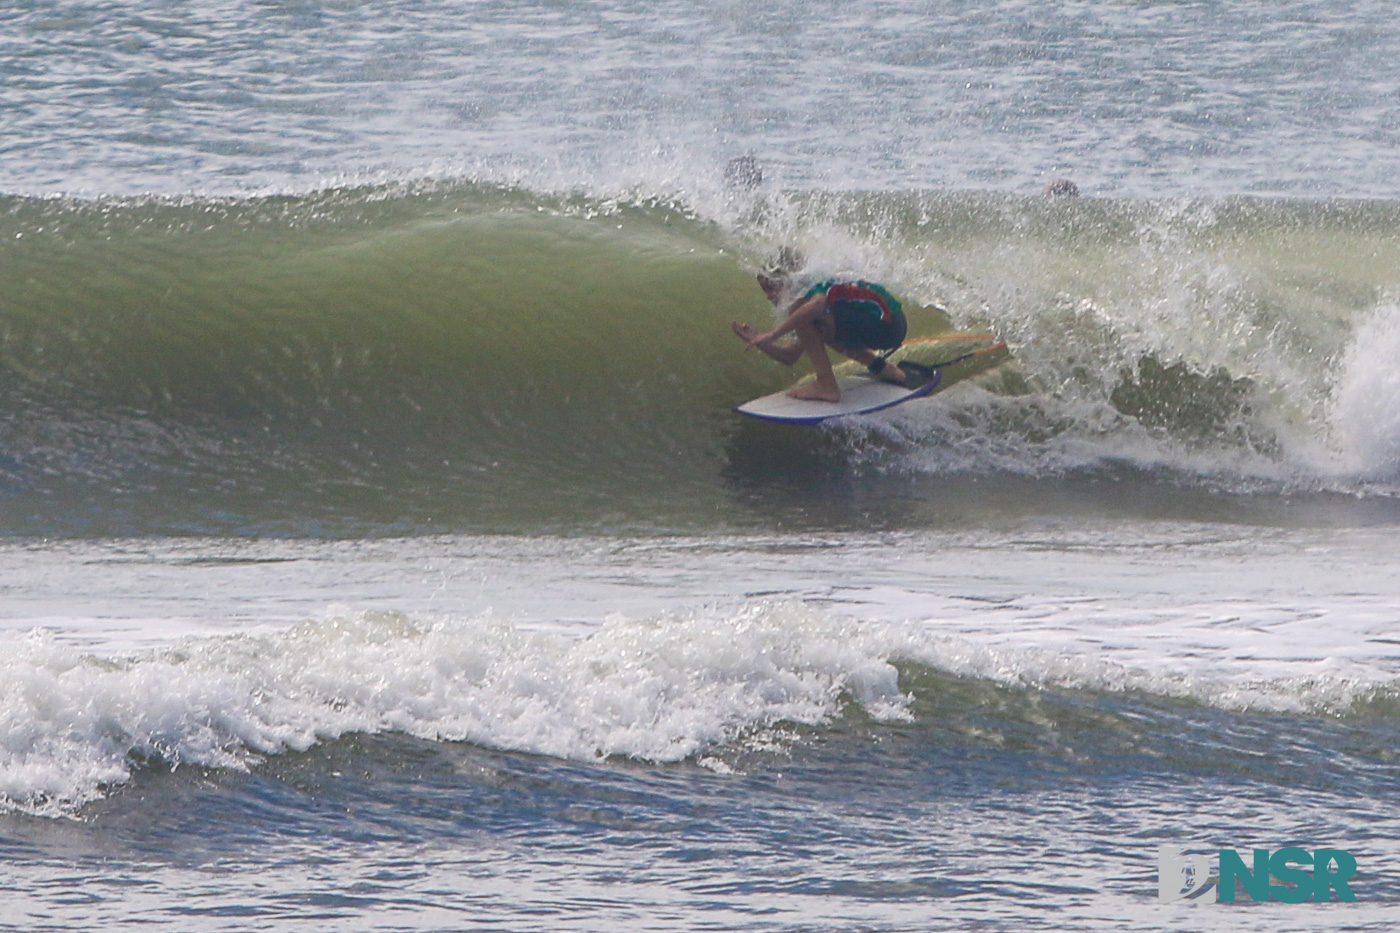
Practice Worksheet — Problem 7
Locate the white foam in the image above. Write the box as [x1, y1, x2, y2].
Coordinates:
[7, 577, 1399, 818]
[894, 598, 1400, 716]
[0, 603, 910, 817]
[850, 385, 1312, 493]
[6, 526, 1400, 819]
[1331, 301, 1400, 478]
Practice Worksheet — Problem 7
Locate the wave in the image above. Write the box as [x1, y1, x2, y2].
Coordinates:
[0, 603, 909, 817]
[4, 599, 1394, 818]
[3, 182, 1400, 534]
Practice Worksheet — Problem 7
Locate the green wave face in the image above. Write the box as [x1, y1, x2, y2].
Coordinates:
[3, 184, 1400, 535]
[0, 185, 778, 533]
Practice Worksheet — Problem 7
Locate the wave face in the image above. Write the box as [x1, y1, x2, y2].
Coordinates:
[3, 183, 1400, 535]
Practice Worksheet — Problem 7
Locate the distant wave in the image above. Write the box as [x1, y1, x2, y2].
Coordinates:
[4, 597, 1394, 818]
[0, 604, 911, 817]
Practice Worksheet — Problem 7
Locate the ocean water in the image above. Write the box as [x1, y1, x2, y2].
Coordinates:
[4, 2, 1400, 930]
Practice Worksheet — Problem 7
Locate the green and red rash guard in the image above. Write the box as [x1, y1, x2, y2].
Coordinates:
[800, 279, 908, 350]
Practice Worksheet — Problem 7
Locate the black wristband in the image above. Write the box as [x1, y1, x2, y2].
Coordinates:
[866, 357, 888, 375]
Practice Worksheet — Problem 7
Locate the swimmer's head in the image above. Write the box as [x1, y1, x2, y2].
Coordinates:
[723, 154, 763, 189]
[1043, 178, 1080, 198]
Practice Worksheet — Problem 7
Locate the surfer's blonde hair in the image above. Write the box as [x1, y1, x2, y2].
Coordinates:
[763, 246, 804, 279]
[756, 246, 805, 294]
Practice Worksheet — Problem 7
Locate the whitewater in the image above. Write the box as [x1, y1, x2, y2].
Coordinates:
[4, 2, 1400, 931]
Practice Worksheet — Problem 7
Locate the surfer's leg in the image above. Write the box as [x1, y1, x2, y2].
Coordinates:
[787, 320, 841, 401]
[732, 321, 803, 364]
[841, 345, 908, 385]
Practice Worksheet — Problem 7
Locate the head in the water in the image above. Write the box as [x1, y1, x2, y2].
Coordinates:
[723, 154, 763, 190]
[732, 251, 912, 403]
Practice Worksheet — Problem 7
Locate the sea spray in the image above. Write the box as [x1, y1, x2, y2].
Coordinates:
[1331, 302, 1400, 478]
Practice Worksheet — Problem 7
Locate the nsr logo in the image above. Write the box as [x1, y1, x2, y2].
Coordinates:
[1158, 845, 1358, 903]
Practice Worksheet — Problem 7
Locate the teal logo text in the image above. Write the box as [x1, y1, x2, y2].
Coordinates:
[1158, 845, 1357, 903]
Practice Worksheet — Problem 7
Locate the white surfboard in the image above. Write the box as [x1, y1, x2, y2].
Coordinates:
[734, 333, 1010, 426]
[735, 372, 943, 425]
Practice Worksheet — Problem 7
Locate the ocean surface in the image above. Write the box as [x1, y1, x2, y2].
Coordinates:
[4, 2, 1400, 930]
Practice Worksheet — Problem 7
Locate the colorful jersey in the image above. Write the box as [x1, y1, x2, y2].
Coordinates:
[802, 279, 907, 350]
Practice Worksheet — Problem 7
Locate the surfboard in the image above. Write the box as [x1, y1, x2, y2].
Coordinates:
[734, 332, 1011, 425]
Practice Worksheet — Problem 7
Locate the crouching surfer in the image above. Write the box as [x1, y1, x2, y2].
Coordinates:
[731, 257, 912, 402]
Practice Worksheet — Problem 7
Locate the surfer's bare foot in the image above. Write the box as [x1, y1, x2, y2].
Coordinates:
[787, 382, 841, 402]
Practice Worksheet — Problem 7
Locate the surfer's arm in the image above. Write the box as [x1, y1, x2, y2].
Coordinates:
[746, 294, 826, 348]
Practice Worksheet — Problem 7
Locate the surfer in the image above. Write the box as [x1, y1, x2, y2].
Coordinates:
[732, 262, 911, 402]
